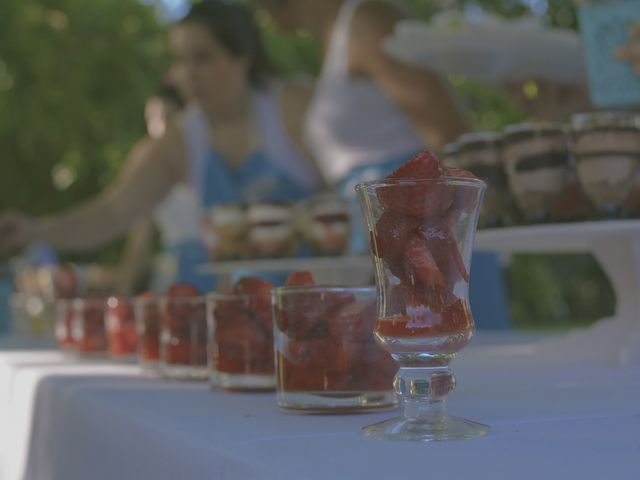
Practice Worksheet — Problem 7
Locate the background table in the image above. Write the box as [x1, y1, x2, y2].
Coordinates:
[1, 332, 639, 480]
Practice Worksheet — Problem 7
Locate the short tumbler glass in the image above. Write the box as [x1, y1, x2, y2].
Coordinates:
[134, 295, 162, 368]
[160, 296, 208, 380]
[272, 285, 398, 413]
[207, 291, 276, 391]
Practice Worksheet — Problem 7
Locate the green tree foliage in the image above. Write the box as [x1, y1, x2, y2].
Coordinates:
[0, 0, 166, 218]
[0, 0, 615, 326]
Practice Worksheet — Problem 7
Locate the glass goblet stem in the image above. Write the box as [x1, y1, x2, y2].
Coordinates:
[395, 365, 455, 425]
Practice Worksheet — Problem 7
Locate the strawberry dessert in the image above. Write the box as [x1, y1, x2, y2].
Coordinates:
[55, 299, 76, 351]
[71, 297, 108, 355]
[135, 291, 161, 364]
[160, 283, 208, 378]
[363, 151, 482, 355]
[273, 271, 397, 409]
[105, 296, 139, 359]
[210, 276, 275, 390]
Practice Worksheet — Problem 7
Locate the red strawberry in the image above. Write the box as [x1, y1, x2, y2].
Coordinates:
[445, 166, 477, 180]
[284, 271, 315, 287]
[232, 277, 273, 296]
[404, 234, 447, 291]
[387, 151, 445, 180]
[231, 277, 274, 328]
[373, 210, 418, 260]
[325, 298, 377, 343]
[441, 299, 474, 334]
[419, 225, 469, 287]
[378, 151, 453, 218]
[167, 283, 201, 297]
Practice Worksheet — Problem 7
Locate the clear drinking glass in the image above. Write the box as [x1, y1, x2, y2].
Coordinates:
[356, 176, 490, 441]
[105, 296, 138, 360]
[207, 291, 276, 391]
[159, 296, 208, 380]
[54, 298, 76, 352]
[272, 285, 397, 412]
[70, 297, 108, 356]
[134, 295, 162, 368]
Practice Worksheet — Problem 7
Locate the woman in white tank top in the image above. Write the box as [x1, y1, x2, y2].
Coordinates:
[259, 0, 468, 185]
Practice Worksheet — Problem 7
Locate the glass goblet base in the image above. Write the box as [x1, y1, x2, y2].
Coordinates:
[362, 415, 489, 442]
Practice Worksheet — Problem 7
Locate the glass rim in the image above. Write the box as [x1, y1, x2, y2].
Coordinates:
[71, 297, 107, 308]
[355, 176, 486, 192]
[273, 285, 376, 295]
[206, 291, 272, 301]
[159, 295, 205, 306]
[132, 295, 162, 306]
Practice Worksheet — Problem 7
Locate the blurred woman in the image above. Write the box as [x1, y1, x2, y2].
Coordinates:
[258, 0, 511, 329]
[260, 0, 467, 175]
[257, 0, 468, 250]
[0, 0, 321, 292]
[116, 85, 185, 294]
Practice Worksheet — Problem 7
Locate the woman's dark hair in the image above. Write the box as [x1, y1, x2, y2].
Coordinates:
[179, 0, 275, 89]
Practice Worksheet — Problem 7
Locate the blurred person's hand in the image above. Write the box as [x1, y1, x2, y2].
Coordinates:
[0, 211, 36, 255]
[616, 22, 640, 76]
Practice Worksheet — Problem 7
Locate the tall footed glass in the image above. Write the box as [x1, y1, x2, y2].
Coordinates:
[356, 176, 489, 441]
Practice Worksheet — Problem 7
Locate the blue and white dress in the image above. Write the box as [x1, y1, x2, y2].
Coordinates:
[152, 88, 321, 293]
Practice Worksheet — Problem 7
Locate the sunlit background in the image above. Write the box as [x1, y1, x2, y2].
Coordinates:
[0, 0, 613, 329]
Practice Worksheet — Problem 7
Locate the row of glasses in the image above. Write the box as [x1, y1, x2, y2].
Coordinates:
[53, 288, 395, 412]
[160, 287, 398, 412]
[52, 175, 487, 443]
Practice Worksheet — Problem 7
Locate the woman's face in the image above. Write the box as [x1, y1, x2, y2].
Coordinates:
[169, 22, 249, 112]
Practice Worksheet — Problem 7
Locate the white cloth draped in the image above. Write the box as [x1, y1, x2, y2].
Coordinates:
[1, 332, 639, 480]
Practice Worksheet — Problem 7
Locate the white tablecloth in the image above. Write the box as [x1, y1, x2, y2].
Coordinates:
[1, 332, 639, 480]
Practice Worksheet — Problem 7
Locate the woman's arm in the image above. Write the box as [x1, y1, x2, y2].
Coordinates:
[0, 127, 185, 254]
[116, 219, 155, 295]
[348, 1, 470, 151]
[279, 79, 330, 188]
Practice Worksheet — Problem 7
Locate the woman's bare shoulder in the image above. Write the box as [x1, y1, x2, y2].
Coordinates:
[351, 1, 406, 39]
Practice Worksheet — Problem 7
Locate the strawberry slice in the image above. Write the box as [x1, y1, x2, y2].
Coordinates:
[325, 298, 377, 343]
[232, 277, 273, 296]
[387, 151, 445, 180]
[420, 225, 469, 286]
[403, 233, 447, 291]
[284, 271, 315, 287]
[373, 210, 417, 260]
[166, 283, 201, 297]
[442, 298, 474, 334]
[445, 166, 477, 180]
[378, 151, 453, 218]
